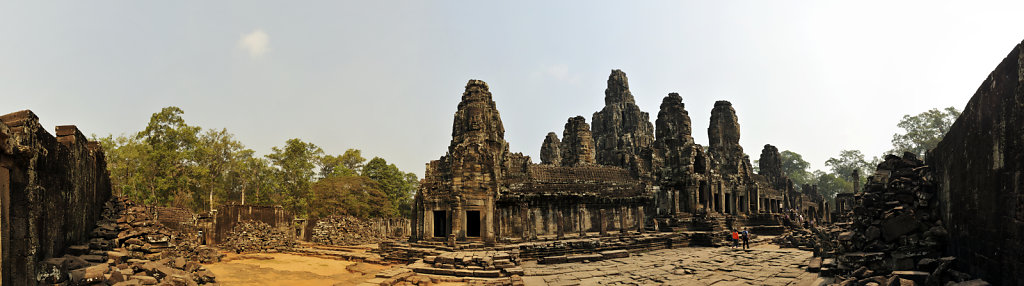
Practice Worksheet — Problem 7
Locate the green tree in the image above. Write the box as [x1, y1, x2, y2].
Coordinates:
[362, 157, 419, 217]
[137, 107, 201, 207]
[779, 150, 812, 186]
[319, 149, 366, 178]
[811, 170, 853, 200]
[309, 176, 396, 218]
[824, 150, 871, 184]
[891, 107, 961, 157]
[192, 128, 247, 211]
[266, 138, 324, 216]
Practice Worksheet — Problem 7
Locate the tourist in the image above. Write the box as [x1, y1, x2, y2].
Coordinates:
[731, 229, 739, 248]
[741, 228, 750, 249]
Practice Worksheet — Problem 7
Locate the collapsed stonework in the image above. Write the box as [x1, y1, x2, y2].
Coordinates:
[412, 70, 828, 246]
[0, 110, 113, 285]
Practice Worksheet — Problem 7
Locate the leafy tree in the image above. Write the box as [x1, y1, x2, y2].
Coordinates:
[319, 149, 365, 178]
[779, 150, 812, 186]
[825, 150, 871, 184]
[811, 171, 853, 200]
[137, 107, 201, 207]
[266, 138, 324, 216]
[891, 107, 961, 157]
[309, 176, 396, 218]
[362, 157, 419, 217]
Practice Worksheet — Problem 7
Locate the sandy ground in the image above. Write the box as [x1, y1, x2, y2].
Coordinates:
[204, 252, 390, 286]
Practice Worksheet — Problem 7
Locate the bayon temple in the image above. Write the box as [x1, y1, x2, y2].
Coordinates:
[411, 70, 828, 245]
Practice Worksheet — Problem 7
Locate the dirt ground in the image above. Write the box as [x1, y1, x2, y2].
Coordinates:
[204, 252, 391, 286]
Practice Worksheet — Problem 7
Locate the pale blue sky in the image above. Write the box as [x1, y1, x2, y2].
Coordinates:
[2, 1, 1023, 176]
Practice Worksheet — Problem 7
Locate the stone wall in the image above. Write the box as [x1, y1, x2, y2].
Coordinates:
[928, 39, 1024, 285]
[0, 110, 112, 285]
[212, 204, 292, 244]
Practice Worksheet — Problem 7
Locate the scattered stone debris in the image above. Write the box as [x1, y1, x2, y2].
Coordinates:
[36, 196, 220, 285]
[311, 215, 405, 246]
[221, 220, 296, 253]
[793, 153, 991, 285]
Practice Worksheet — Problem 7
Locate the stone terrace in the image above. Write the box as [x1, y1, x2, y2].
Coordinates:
[521, 246, 818, 286]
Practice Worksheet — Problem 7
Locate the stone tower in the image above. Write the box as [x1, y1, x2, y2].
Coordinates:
[591, 69, 656, 177]
[707, 100, 748, 175]
[560, 116, 596, 166]
[539, 132, 561, 165]
[758, 144, 786, 190]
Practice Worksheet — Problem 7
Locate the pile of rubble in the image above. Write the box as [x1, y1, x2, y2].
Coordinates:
[221, 220, 296, 253]
[36, 197, 220, 285]
[311, 215, 389, 245]
[821, 153, 988, 285]
[772, 228, 818, 251]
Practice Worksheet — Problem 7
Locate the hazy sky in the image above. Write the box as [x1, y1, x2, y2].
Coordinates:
[3, 1, 1023, 177]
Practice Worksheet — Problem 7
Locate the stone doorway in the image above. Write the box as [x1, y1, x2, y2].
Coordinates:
[433, 210, 447, 238]
[466, 211, 480, 237]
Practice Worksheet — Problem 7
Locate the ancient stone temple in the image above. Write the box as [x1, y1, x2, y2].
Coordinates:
[412, 70, 827, 245]
[412, 80, 652, 245]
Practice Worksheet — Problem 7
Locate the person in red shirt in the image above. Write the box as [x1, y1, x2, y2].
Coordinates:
[731, 230, 740, 248]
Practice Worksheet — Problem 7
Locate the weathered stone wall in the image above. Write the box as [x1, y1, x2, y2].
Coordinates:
[153, 206, 198, 235]
[928, 39, 1024, 285]
[0, 110, 112, 285]
[212, 204, 292, 244]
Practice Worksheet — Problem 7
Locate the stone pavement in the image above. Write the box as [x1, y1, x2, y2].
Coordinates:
[520, 246, 820, 286]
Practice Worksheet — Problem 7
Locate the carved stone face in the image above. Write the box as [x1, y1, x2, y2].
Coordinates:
[467, 106, 484, 132]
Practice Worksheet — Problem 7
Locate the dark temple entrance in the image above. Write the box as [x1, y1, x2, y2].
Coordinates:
[433, 210, 447, 237]
[466, 211, 480, 237]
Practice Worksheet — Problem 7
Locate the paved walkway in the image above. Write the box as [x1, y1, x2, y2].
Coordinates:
[520, 246, 819, 286]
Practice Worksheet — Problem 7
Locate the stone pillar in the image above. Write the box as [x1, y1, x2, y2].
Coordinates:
[853, 170, 861, 193]
[450, 200, 462, 246]
[619, 206, 627, 234]
[529, 209, 539, 240]
[484, 197, 496, 245]
[520, 203, 530, 240]
[599, 208, 607, 236]
[578, 204, 586, 237]
[555, 208, 565, 239]
[670, 190, 679, 215]
[636, 206, 645, 232]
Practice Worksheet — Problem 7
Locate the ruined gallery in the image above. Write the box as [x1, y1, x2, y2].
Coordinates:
[410, 70, 827, 245]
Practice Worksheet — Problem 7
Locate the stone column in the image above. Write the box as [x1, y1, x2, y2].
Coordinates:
[450, 200, 462, 246]
[670, 190, 679, 215]
[853, 170, 861, 193]
[529, 209, 538, 241]
[555, 208, 565, 239]
[578, 204, 587, 237]
[520, 203, 530, 240]
[599, 208, 607, 236]
[619, 206, 628, 234]
[484, 196, 496, 245]
[636, 206, 645, 232]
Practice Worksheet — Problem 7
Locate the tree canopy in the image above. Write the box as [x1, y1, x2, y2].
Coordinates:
[891, 107, 961, 157]
[98, 106, 418, 219]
